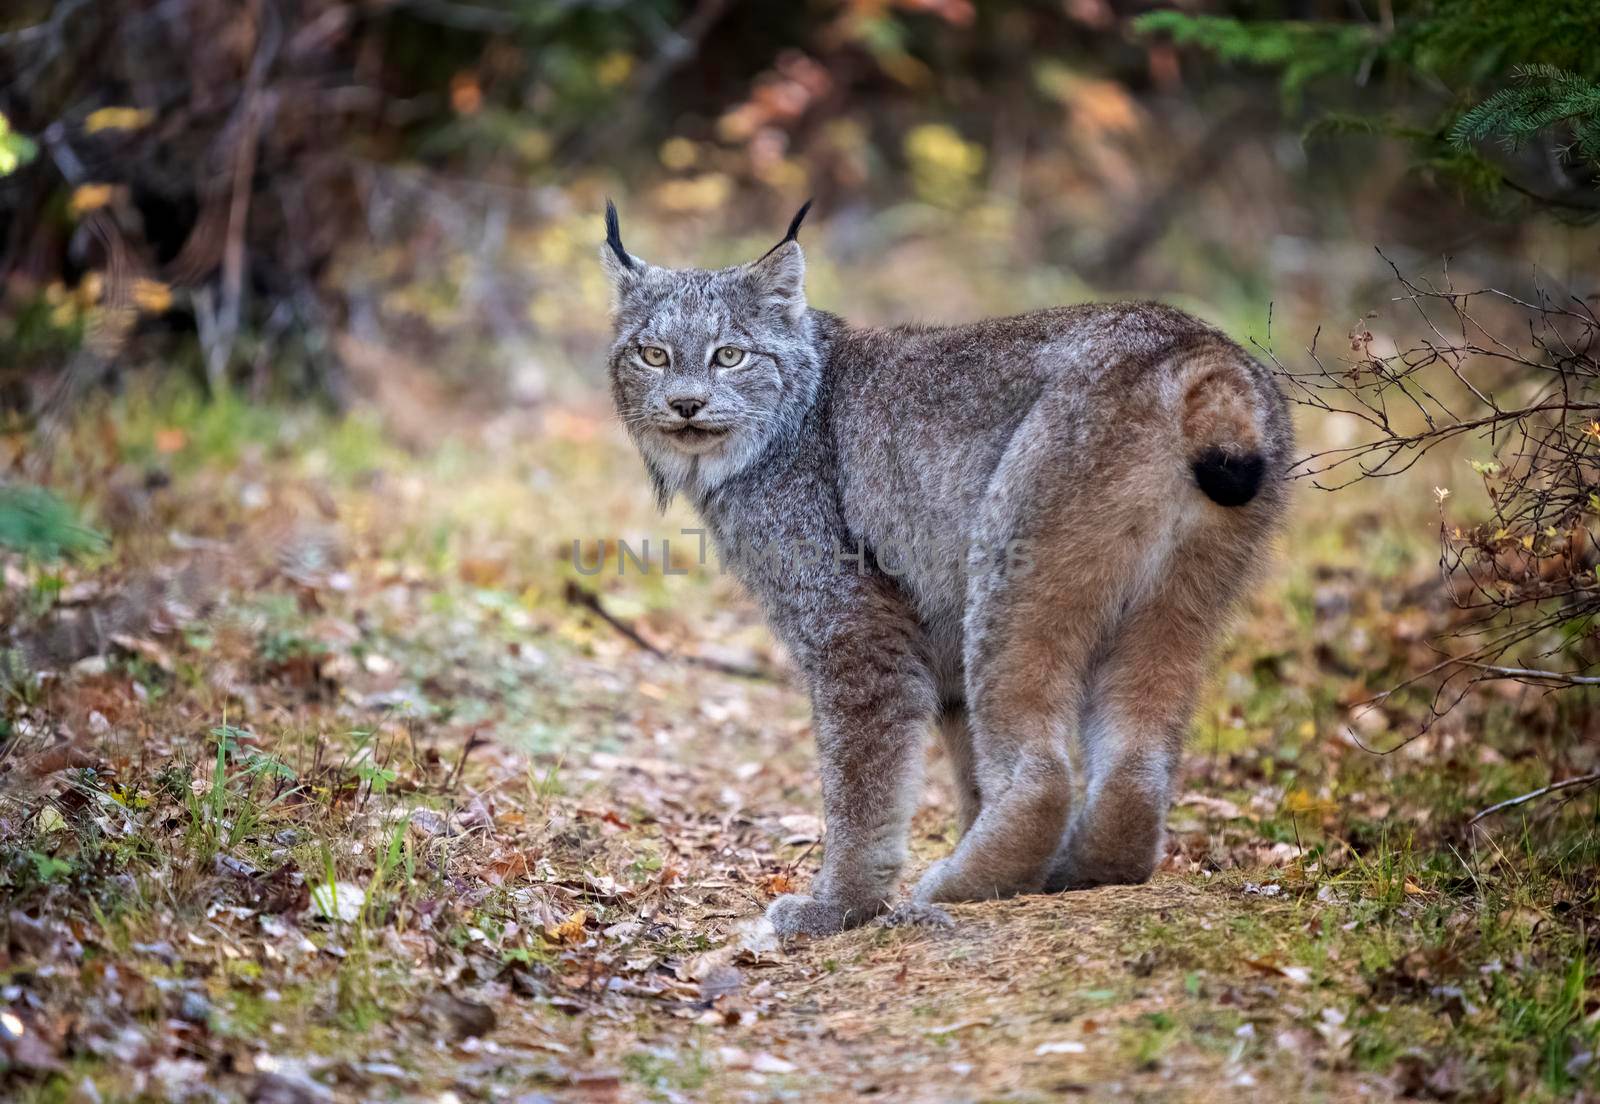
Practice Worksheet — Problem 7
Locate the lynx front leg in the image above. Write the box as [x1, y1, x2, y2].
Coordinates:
[765, 621, 937, 938]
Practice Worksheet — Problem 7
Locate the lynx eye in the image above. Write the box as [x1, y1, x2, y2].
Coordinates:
[639, 345, 669, 368]
[713, 345, 747, 369]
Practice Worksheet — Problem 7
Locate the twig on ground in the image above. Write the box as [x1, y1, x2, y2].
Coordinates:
[1469, 771, 1600, 825]
[563, 581, 779, 681]
[445, 729, 488, 793]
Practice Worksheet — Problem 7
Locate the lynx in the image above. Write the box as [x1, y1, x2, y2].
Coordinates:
[600, 202, 1291, 937]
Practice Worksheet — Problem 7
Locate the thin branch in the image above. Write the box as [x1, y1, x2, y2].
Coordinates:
[1270, 262, 1600, 738]
[1469, 772, 1600, 825]
[1454, 662, 1600, 686]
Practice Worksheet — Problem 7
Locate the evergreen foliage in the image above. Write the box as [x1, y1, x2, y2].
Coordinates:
[1451, 65, 1600, 166]
[0, 485, 106, 562]
[1132, 13, 1376, 103]
[1136, 1, 1600, 214]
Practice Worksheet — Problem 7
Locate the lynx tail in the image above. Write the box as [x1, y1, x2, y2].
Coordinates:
[1181, 362, 1266, 508]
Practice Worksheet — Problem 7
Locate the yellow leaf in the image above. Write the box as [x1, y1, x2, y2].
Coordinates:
[70, 183, 114, 214]
[595, 51, 634, 88]
[1521, 534, 1534, 551]
[659, 136, 697, 171]
[77, 271, 104, 305]
[131, 277, 173, 313]
[1283, 788, 1331, 816]
[85, 106, 155, 133]
[544, 909, 588, 944]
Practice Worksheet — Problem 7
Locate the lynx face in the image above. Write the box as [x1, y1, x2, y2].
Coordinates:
[601, 204, 820, 506]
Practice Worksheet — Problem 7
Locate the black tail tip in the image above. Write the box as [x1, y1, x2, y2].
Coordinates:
[1192, 449, 1265, 507]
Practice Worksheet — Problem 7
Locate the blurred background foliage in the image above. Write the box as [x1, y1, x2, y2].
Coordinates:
[1, 0, 1595, 414]
[0, 0, 1596, 561]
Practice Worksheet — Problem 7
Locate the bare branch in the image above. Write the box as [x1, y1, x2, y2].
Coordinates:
[1271, 263, 1600, 736]
[1469, 772, 1600, 825]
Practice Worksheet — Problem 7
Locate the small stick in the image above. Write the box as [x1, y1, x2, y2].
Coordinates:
[563, 582, 778, 681]
[563, 581, 664, 658]
[445, 729, 487, 793]
[1469, 771, 1600, 825]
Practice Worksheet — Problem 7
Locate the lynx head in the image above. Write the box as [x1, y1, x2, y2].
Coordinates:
[601, 201, 821, 508]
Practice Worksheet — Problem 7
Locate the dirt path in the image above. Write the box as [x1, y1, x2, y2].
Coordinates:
[464, 641, 1389, 1104]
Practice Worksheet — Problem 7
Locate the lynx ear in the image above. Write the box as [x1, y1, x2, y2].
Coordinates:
[748, 200, 812, 322]
[600, 199, 649, 293]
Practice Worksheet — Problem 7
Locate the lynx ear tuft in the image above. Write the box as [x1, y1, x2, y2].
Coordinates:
[781, 198, 813, 245]
[604, 199, 634, 270]
[601, 200, 648, 291]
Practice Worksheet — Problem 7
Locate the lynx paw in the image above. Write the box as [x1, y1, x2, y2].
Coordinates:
[764, 894, 876, 938]
[1043, 840, 1159, 892]
[877, 902, 954, 930]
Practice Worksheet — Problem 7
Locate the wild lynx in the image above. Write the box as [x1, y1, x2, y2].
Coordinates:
[601, 202, 1291, 937]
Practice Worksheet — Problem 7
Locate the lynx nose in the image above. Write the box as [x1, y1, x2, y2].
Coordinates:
[667, 396, 706, 420]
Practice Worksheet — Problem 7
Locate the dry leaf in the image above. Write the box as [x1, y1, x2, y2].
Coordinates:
[544, 909, 588, 944]
[70, 183, 115, 214]
[85, 106, 155, 133]
[759, 871, 796, 896]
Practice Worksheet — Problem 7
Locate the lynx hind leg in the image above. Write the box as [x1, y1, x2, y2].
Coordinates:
[1044, 558, 1241, 891]
[936, 705, 981, 839]
[912, 544, 1120, 903]
[911, 394, 1130, 905]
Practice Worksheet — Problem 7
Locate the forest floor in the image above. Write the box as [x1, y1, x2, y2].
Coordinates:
[3, 382, 1598, 1103]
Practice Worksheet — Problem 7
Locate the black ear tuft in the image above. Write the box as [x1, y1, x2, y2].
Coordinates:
[782, 198, 814, 244]
[604, 199, 635, 270]
[755, 199, 815, 264]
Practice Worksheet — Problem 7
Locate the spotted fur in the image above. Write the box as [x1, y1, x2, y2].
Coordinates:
[601, 207, 1292, 936]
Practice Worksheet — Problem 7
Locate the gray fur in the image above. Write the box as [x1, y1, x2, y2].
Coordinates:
[601, 209, 1292, 936]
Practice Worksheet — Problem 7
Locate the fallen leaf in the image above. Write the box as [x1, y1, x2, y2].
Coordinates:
[544, 909, 588, 944]
[750, 1052, 796, 1074]
[424, 991, 497, 1040]
[699, 965, 743, 1001]
[923, 1019, 989, 1036]
[307, 881, 365, 923]
[759, 871, 796, 896]
[1240, 956, 1311, 985]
